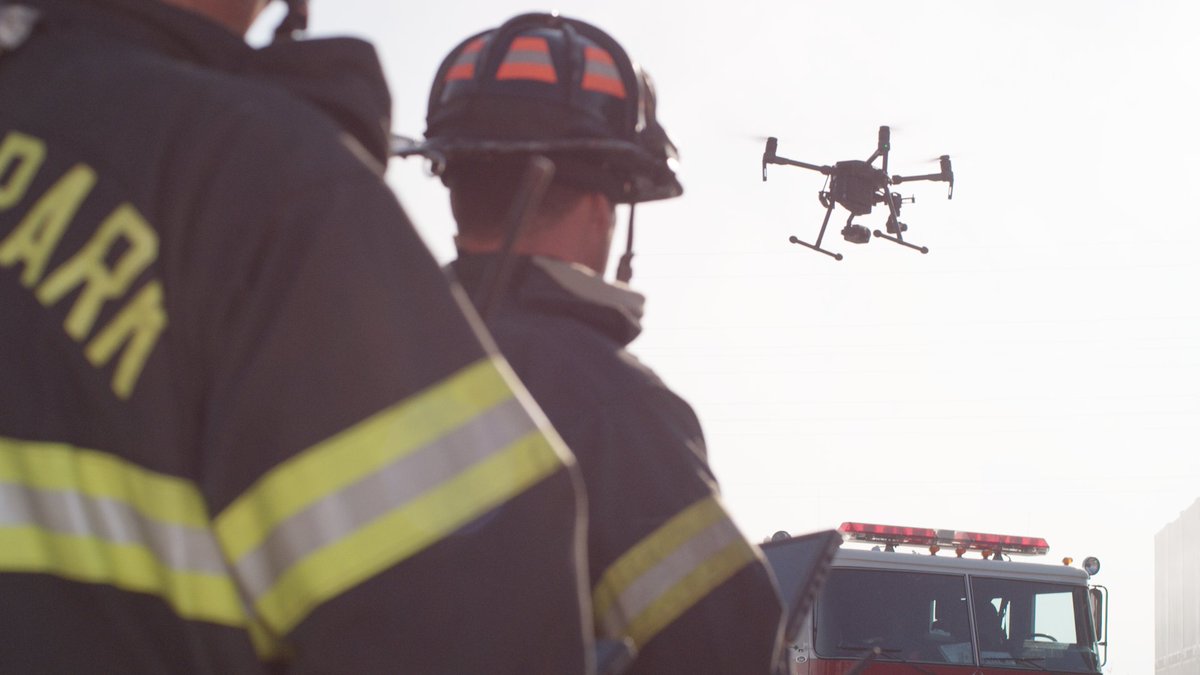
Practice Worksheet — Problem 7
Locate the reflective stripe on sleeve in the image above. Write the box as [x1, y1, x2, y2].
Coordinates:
[592, 495, 759, 650]
[214, 356, 568, 636]
[0, 438, 281, 658]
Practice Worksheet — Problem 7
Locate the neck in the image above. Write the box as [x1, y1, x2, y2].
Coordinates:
[454, 191, 616, 276]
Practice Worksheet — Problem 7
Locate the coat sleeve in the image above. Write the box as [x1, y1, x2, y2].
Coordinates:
[187, 159, 592, 673]
[582, 386, 785, 675]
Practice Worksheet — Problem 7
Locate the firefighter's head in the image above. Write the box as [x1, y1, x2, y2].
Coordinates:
[447, 159, 619, 274]
[414, 13, 681, 278]
[423, 12, 681, 204]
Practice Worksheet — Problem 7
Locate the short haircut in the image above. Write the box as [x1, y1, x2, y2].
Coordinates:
[447, 157, 611, 240]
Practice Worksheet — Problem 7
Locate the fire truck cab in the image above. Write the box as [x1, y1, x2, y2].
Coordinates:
[784, 522, 1107, 674]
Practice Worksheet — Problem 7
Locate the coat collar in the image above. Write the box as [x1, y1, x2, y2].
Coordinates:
[453, 254, 646, 347]
[21, 0, 393, 165]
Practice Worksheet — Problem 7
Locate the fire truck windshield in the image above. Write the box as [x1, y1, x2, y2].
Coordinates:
[812, 569, 1100, 671]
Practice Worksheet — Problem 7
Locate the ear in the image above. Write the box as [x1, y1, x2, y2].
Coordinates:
[582, 192, 616, 231]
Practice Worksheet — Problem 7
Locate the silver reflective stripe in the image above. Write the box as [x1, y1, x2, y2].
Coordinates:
[0, 481, 226, 575]
[503, 50, 553, 66]
[598, 513, 745, 640]
[452, 51, 477, 68]
[232, 395, 536, 601]
[584, 60, 621, 80]
[452, 37, 488, 68]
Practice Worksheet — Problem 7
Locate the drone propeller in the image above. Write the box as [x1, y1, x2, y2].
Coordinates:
[731, 132, 778, 144]
[913, 152, 963, 165]
[390, 133, 420, 156]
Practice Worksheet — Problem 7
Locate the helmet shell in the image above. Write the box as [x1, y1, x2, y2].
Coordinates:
[420, 13, 682, 203]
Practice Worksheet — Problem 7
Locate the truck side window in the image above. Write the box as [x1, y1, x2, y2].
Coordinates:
[970, 577, 1101, 672]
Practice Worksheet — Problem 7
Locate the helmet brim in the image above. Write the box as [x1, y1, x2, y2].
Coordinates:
[394, 135, 683, 204]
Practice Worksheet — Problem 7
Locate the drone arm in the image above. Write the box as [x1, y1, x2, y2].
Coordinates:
[769, 155, 832, 173]
[890, 171, 945, 184]
[891, 155, 954, 198]
[762, 136, 831, 180]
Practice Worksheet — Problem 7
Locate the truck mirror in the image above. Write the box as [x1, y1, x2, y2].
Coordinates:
[1089, 587, 1104, 641]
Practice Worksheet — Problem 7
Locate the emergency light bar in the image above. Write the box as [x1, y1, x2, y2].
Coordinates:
[943, 530, 1050, 556]
[839, 521, 1050, 557]
[839, 522, 938, 551]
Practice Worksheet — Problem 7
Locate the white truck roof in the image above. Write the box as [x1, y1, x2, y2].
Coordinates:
[832, 546, 1092, 585]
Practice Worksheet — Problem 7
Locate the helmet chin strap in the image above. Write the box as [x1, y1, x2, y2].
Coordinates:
[615, 203, 636, 284]
[272, 0, 309, 42]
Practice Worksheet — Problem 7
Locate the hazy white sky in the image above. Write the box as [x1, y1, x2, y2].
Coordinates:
[253, 2, 1200, 671]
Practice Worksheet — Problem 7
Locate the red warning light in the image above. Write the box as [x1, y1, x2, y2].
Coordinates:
[836, 522, 1050, 556]
[946, 530, 1049, 556]
[839, 522, 940, 548]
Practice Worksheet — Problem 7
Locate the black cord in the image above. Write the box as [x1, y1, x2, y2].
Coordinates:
[615, 203, 636, 283]
[272, 0, 309, 43]
[475, 156, 556, 321]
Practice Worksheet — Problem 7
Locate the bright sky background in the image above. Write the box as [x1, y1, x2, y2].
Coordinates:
[253, 3, 1200, 672]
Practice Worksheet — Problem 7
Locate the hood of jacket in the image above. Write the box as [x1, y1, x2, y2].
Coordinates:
[17, 0, 392, 166]
[452, 254, 646, 347]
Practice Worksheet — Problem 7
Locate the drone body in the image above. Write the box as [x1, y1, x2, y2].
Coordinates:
[762, 126, 953, 260]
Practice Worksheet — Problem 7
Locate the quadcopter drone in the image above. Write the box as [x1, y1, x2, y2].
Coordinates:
[761, 126, 953, 260]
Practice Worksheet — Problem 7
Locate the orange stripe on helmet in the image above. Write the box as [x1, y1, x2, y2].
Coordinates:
[494, 35, 557, 83]
[510, 36, 551, 53]
[584, 46, 616, 66]
[445, 36, 487, 82]
[446, 63, 475, 81]
[582, 73, 627, 98]
[496, 62, 558, 83]
[463, 37, 487, 54]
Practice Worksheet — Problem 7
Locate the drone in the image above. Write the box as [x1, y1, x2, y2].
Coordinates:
[761, 126, 953, 260]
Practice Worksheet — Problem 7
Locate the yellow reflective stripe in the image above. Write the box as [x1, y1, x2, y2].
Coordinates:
[255, 429, 562, 634]
[0, 438, 208, 528]
[215, 356, 569, 636]
[625, 539, 757, 647]
[0, 525, 243, 624]
[0, 438, 284, 660]
[592, 497, 728, 620]
[0, 525, 285, 660]
[247, 621, 289, 662]
[215, 357, 517, 562]
[592, 495, 759, 649]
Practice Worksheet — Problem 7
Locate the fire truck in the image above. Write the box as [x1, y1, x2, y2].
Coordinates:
[780, 522, 1108, 674]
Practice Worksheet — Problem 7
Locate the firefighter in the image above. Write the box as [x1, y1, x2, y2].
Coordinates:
[410, 13, 786, 674]
[0, 1, 592, 673]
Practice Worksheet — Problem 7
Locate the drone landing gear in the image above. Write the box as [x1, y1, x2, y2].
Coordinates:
[875, 197, 929, 254]
[872, 230, 929, 254]
[789, 202, 843, 260]
[789, 235, 842, 261]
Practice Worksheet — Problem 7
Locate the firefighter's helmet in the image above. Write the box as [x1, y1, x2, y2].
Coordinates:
[418, 13, 682, 204]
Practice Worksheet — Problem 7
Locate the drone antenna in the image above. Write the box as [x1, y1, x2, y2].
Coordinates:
[878, 126, 891, 175]
[941, 155, 954, 199]
[762, 137, 778, 181]
[867, 125, 891, 169]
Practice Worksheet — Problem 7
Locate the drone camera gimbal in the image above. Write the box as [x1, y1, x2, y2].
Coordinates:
[762, 126, 953, 260]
